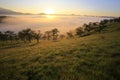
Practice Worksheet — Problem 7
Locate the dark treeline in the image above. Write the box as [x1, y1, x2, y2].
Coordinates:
[0, 17, 120, 43]
[76, 17, 120, 37]
[0, 28, 61, 43]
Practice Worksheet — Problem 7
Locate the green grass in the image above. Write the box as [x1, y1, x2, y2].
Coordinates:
[0, 22, 120, 80]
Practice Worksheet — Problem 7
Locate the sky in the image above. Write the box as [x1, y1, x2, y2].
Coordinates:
[0, 0, 120, 16]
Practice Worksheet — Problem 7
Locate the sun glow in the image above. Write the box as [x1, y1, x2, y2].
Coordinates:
[45, 8, 55, 14]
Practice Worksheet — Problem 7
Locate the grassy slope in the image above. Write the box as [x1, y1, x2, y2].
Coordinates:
[0, 22, 120, 80]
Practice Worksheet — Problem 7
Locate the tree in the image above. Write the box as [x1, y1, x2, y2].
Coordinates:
[14, 34, 19, 43]
[59, 34, 65, 40]
[33, 30, 42, 43]
[92, 22, 99, 28]
[92, 22, 98, 26]
[41, 34, 47, 40]
[66, 31, 74, 39]
[84, 22, 98, 32]
[0, 31, 2, 41]
[45, 31, 51, 40]
[95, 21, 107, 33]
[114, 17, 120, 23]
[18, 28, 34, 43]
[109, 19, 114, 23]
[102, 19, 109, 24]
[76, 27, 84, 37]
[18, 31, 26, 42]
[0, 31, 4, 41]
[4, 31, 14, 43]
[51, 28, 59, 41]
[25, 29, 34, 43]
[84, 23, 91, 32]
[118, 17, 120, 22]
[0, 32, 7, 42]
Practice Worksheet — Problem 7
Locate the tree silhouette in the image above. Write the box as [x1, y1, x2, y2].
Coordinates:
[51, 28, 59, 41]
[45, 31, 51, 40]
[118, 17, 120, 22]
[4, 31, 14, 43]
[59, 34, 65, 40]
[18, 28, 34, 43]
[41, 34, 47, 40]
[84, 22, 98, 32]
[114, 17, 120, 23]
[76, 27, 84, 37]
[18, 31, 26, 42]
[66, 31, 74, 39]
[96, 21, 107, 33]
[33, 30, 42, 43]
[1, 17, 119, 43]
[14, 34, 19, 43]
[0, 31, 3, 41]
[84, 23, 91, 32]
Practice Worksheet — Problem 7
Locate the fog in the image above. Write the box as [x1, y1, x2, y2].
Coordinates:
[0, 15, 109, 33]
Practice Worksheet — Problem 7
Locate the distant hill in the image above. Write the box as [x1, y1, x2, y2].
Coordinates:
[0, 7, 25, 15]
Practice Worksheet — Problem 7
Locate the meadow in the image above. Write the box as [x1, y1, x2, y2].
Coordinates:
[0, 19, 120, 80]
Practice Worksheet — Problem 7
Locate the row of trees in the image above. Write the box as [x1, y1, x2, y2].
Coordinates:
[76, 17, 120, 37]
[0, 28, 61, 43]
[0, 17, 120, 43]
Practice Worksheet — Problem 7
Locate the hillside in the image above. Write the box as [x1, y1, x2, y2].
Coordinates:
[0, 7, 25, 15]
[0, 22, 120, 80]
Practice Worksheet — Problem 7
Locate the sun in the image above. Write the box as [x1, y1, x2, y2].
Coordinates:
[45, 8, 55, 14]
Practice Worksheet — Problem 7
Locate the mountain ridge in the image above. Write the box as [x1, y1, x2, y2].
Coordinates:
[0, 7, 27, 15]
